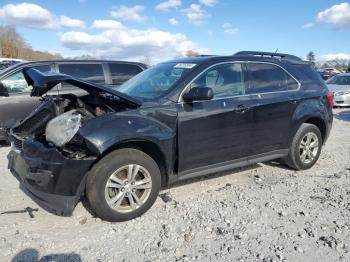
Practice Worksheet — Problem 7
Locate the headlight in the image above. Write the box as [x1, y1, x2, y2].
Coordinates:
[46, 110, 81, 147]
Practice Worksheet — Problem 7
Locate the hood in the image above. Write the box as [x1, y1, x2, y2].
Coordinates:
[327, 84, 350, 93]
[23, 67, 142, 107]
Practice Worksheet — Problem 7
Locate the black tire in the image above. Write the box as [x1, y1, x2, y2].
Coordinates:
[283, 123, 323, 170]
[86, 148, 161, 222]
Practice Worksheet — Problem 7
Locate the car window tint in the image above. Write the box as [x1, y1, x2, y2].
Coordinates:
[1, 71, 31, 93]
[190, 63, 246, 98]
[246, 63, 298, 94]
[109, 63, 143, 85]
[59, 64, 105, 85]
[285, 73, 299, 90]
[32, 64, 52, 72]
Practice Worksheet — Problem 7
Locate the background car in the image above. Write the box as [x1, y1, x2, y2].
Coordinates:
[0, 60, 147, 142]
[326, 73, 350, 107]
[318, 67, 341, 80]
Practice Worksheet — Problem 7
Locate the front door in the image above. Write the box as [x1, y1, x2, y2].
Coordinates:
[177, 62, 256, 174]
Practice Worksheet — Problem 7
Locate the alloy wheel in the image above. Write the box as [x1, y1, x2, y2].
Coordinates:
[299, 132, 319, 164]
[104, 164, 152, 213]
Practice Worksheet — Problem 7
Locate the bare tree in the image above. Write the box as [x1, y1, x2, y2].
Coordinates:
[185, 50, 200, 57]
[0, 26, 63, 60]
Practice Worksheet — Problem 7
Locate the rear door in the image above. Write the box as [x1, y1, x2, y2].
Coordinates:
[245, 62, 300, 155]
[177, 62, 256, 174]
[0, 63, 54, 133]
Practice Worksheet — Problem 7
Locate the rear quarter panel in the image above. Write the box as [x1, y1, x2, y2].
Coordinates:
[286, 63, 333, 145]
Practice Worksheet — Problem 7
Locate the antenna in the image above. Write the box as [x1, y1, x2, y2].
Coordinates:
[274, 48, 279, 54]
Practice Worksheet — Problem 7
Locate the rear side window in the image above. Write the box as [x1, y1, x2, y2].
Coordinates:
[109, 63, 143, 85]
[58, 63, 105, 85]
[246, 63, 299, 94]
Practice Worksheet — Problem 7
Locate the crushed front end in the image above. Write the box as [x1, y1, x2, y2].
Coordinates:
[7, 135, 95, 215]
[7, 68, 141, 215]
[7, 95, 100, 215]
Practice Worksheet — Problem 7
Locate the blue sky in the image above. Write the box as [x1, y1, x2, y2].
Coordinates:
[0, 0, 349, 62]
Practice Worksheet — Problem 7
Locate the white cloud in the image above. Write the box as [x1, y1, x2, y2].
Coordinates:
[60, 16, 85, 29]
[222, 23, 239, 35]
[92, 20, 124, 30]
[156, 0, 181, 11]
[60, 27, 207, 60]
[60, 31, 111, 48]
[110, 5, 147, 23]
[302, 22, 315, 29]
[182, 4, 209, 26]
[317, 2, 350, 29]
[319, 53, 350, 61]
[199, 0, 218, 7]
[0, 2, 85, 29]
[169, 18, 179, 26]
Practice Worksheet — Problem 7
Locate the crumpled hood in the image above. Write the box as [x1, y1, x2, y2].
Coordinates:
[23, 67, 142, 107]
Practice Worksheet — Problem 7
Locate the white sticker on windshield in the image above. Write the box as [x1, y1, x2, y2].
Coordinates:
[174, 63, 197, 69]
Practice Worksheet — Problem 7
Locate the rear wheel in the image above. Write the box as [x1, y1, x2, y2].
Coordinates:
[86, 148, 161, 222]
[283, 123, 322, 170]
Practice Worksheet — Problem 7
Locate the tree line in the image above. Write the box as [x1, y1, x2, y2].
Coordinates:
[0, 26, 63, 61]
[307, 51, 350, 71]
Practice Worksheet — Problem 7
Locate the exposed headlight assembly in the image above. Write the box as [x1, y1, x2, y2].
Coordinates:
[46, 110, 81, 147]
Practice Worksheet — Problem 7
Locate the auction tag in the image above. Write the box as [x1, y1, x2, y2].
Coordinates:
[174, 63, 197, 69]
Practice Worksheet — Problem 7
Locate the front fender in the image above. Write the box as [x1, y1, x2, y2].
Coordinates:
[78, 112, 176, 166]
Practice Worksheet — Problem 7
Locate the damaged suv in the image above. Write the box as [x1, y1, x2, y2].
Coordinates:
[8, 51, 333, 222]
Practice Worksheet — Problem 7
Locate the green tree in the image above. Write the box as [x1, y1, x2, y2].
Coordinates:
[306, 51, 316, 67]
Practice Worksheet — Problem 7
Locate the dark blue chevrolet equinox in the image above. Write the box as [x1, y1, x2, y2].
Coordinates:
[7, 51, 333, 221]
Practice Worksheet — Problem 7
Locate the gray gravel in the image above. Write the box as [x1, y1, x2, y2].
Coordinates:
[0, 108, 350, 262]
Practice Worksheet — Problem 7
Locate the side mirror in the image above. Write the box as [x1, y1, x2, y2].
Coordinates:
[0, 82, 9, 97]
[183, 86, 214, 103]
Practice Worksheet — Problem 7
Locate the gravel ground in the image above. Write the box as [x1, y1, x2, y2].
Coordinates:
[0, 108, 349, 262]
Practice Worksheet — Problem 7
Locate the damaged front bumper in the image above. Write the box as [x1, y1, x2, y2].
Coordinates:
[7, 135, 96, 216]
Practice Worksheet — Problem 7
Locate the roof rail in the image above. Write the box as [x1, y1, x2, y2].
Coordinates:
[234, 51, 303, 63]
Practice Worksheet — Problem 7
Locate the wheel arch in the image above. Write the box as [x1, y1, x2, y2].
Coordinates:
[303, 117, 327, 143]
[96, 139, 169, 187]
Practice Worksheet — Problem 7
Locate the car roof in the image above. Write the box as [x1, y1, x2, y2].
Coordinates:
[18, 59, 147, 67]
[0, 59, 148, 76]
[163, 54, 307, 66]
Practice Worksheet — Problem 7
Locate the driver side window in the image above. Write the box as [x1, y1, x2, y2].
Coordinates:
[190, 63, 246, 98]
[1, 71, 31, 94]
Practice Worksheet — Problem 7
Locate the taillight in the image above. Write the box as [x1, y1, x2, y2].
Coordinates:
[326, 91, 334, 108]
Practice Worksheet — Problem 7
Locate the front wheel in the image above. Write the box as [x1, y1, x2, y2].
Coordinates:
[86, 148, 161, 222]
[283, 123, 323, 170]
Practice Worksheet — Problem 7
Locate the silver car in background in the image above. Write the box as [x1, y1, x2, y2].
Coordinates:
[326, 73, 350, 107]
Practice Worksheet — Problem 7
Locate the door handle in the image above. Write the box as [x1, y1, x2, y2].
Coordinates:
[235, 104, 250, 113]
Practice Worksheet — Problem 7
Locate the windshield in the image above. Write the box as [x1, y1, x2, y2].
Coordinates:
[117, 62, 196, 100]
[327, 75, 350, 85]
